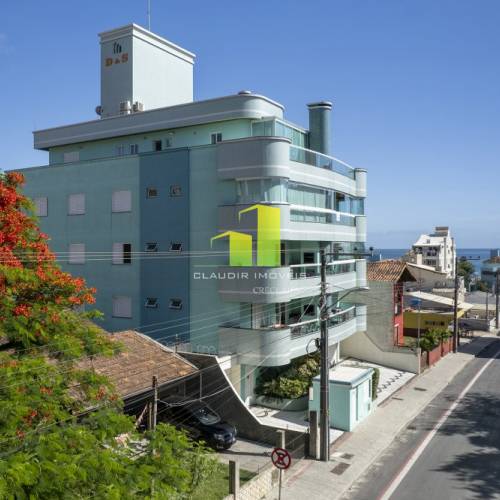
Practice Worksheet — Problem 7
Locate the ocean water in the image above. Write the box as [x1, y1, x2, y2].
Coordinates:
[373, 248, 490, 274]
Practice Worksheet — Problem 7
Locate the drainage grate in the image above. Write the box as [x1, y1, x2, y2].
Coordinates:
[414, 387, 427, 392]
[331, 462, 351, 475]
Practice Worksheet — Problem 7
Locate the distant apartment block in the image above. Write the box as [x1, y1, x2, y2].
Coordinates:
[404, 226, 456, 278]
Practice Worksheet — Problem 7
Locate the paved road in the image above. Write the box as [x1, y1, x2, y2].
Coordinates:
[344, 338, 500, 500]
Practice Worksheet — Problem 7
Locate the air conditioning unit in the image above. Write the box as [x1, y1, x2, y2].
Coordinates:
[119, 101, 131, 115]
[133, 101, 145, 113]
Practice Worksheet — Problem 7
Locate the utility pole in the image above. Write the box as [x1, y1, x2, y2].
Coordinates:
[317, 246, 373, 462]
[151, 375, 158, 431]
[319, 249, 329, 462]
[453, 255, 481, 352]
[147, 0, 151, 31]
[486, 286, 489, 326]
[496, 271, 499, 329]
[453, 256, 459, 353]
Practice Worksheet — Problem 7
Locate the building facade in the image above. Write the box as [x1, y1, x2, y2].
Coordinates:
[481, 250, 500, 290]
[404, 226, 456, 278]
[18, 24, 368, 402]
[342, 260, 421, 373]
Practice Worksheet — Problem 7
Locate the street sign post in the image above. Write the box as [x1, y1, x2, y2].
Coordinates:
[271, 447, 291, 500]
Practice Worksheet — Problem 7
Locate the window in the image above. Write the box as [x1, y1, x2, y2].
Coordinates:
[63, 151, 79, 163]
[146, 242, 158, 252]
[211, 132, 223, 144]
[68, 193, 85, 215]
[153, 140, 162, 152]
[116, 145, 125, 156]
[237, 179, 287, 204]
[145, 297, 159, 308]
[68, 243, 85, 264]
[169, 298, 183, 310]
[165, 136, 173, 148]
[112, 190, 132, 212]
[34, 197, 48, 217]
[113, 243, 132, 264]
[113, 296, 132, 318]
[170, 185, 182, 197]
[130, 144, 139, 155]
[146, 187, 158, 198]
[170, 242, 182, 252]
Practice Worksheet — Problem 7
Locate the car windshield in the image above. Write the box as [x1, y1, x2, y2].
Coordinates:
[191, 406, 221, 425]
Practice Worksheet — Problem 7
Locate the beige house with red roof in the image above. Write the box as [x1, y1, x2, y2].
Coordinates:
[341, 260, 421, 373]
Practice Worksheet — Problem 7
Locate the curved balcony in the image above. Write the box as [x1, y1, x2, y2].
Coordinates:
[218, 304, 367, 367]
[218, 203, 364, 243]
[216, 136, 365, 198]
[216, 260, 366, 304]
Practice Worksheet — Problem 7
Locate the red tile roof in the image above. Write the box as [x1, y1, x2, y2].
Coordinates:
[75, 331, 197, 399]
[367, 260, 416, 282]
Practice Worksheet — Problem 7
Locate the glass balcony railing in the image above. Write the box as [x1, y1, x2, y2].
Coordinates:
[290, 145, 356, 180]
[220, 303, 357, 336]
[290, 305, 356, 338]
[289, 260, 357, 280]
[289, 210, 356, 226]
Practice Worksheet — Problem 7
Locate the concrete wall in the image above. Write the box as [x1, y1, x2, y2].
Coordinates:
[223, 463, 279, 500]
[351, 282, 395, 351]
[341, 330, 421, 373]
[181, 352, 307, 454]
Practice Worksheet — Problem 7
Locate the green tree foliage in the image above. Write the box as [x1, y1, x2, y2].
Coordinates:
[418, 327, 450, 352]
[256, 352, 320, 399]
[457, 259, 475, 287]
[0, 172, 217, 498]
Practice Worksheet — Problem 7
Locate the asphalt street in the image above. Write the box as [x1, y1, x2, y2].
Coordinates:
[344, 338, 500, 500]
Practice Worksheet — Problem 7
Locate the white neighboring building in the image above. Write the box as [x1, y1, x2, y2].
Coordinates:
[404, 227, 456, 278]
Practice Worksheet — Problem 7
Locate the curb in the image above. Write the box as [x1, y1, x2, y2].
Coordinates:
[336, 335, 499, 500]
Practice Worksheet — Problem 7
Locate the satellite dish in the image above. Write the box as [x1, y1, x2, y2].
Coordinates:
[95, 105, 103, 116]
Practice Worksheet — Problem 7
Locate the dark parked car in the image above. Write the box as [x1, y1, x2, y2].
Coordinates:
[159, 397, 237, 450]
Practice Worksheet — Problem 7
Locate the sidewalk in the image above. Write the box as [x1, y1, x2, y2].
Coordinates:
[264, 333, 498, 500]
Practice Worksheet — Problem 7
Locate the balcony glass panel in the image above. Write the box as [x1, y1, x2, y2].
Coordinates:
[290, 145, 356, 180]
[290, 261, 356, 280]
[252, 119, 308, 147]
[236, 178, 287, 204]
[290, 210, 356, 226]
[290, 304, 356, 338]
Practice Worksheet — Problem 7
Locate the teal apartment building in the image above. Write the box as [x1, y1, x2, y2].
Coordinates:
[20, 24, 368, 402]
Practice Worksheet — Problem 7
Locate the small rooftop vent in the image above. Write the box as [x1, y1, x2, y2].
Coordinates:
[238, 90, 252, 95]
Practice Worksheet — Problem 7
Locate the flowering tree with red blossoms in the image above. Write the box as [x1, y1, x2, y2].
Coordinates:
[0, 172, 216, 498]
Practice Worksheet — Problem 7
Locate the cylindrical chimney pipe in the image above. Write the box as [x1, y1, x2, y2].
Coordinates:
[307, 101, 333, 156]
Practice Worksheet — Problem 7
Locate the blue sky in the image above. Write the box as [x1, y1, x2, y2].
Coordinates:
[1, 0, 499, 248]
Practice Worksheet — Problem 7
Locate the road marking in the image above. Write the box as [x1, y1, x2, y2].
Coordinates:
[379, 346, 500, 500]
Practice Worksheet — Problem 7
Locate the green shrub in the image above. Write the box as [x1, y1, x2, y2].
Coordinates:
[371, 367, 380, 400]
[255, 352, 320, 399]
[418, 328, 445, 352]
